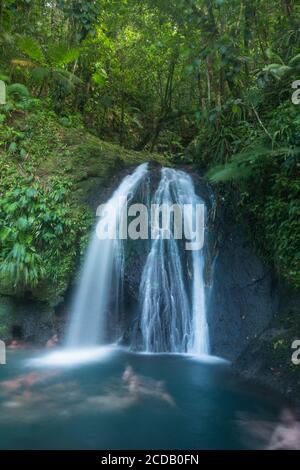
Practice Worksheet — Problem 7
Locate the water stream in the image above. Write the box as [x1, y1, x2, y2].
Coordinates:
[67, 164, 209, 355]
[139, 168, 209, 354]
[66, 163, 148, 347]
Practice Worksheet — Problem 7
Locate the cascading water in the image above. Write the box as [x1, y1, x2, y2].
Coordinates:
[66, 163, 149, 348]
[66, 162, 209, 356]
[138, 168, 209, 355]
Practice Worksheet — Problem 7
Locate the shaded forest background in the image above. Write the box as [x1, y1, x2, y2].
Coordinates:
[0, 0, 299, 304]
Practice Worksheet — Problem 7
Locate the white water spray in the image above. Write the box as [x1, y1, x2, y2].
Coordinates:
[138, 168, 209, 355]
[66, 164, 209, 356]
[66, 163, 148, 347]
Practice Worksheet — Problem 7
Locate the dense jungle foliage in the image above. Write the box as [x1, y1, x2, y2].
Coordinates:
[0, 0, 299, 299]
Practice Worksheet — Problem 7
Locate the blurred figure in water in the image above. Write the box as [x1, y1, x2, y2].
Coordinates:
[267, 408, 300, 450]
[7, 339, 24, 350]
[1, 371, 59, 393]
[122, 366, 140, 401]
[122, 365, 175, 406]
[238, 407, 300, 450]
[46, 334, 59, 348]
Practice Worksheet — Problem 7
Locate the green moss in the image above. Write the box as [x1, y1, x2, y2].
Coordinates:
[0, 109, 165, 304]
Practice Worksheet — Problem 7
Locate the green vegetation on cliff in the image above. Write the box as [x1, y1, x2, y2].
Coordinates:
[0, 0, 299, 296]
[0, 102, 164, 303]
[207, 101, 300, 288]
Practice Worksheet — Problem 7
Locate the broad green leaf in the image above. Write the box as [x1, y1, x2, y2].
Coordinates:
[47, 44, 80, 66]
[17, 37, 45, 65]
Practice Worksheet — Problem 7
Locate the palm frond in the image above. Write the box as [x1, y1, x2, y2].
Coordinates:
[288, 53, 300, 66]
[17, 36, 45, 65]
[207, 145, 300, 183]
[47, 44, 80, 67]
[206, 163, 252, 183]
[262, 64, 291, 79]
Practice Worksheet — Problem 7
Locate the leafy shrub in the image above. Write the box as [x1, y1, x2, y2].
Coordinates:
[206, 103, 300, 288]
[0, 171, 89, 300]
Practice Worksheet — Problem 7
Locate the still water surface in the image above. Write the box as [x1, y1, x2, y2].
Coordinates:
[0, 348, 281, 449]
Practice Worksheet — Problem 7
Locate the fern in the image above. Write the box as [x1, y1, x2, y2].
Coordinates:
[207, 145, 300, 183]
[47, 43, 80, 67]
[17, 36, 45, 65]
[7, 83, 30, 101]
[13, 37, 81, 100]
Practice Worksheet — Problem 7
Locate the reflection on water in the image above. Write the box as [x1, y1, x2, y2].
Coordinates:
[0, 349, 290, 450]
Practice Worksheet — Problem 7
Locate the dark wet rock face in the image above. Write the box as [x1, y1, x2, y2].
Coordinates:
[111, 165, 278, 360]
[206, 203, 299, 403]
[0, 295, 56, 344]
[232, 285, 300, 405]
[208, 224, 278, 361]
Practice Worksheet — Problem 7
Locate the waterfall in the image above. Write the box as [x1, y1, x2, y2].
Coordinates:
[66, 163, 148, 348]
[138, 168, 209, 355]
[66, 163, 209, 356]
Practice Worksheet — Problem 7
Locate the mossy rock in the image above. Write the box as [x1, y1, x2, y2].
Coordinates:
[0, 294, 55, 343]
[11, 112, 167, 206]
[0, 296, 12, 338]
[0, 109, 167, 309]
